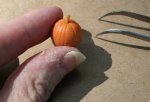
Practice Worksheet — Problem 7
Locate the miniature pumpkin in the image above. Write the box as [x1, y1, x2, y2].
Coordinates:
[51, 15, 82, 47]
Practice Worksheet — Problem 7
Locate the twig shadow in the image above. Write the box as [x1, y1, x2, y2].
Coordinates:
[100, 19, 150, 31]
[0, 58, 19, 89]
[48, 30, 112, 102]
[99, 11, 150, 31]
[96, 37, 150, 50]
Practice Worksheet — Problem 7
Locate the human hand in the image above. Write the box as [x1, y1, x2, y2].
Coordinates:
[0, 7, 86, 102]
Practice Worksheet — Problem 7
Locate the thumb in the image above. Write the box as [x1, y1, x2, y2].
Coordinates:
[0, 46, 86, 102]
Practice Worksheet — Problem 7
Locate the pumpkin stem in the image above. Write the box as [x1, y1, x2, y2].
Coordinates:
[66, 15, 70, 23]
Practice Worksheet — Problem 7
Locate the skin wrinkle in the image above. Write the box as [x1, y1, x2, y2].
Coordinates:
[33, 69, 60, 101]
[32, 79, 44, 102]
[27, 75, 40, 102]
[35, 76, 52, 101]
[27, 82, 35, 102]
[25, 66, 45, 102]
[56, 61, 66, 78]
[35, 72, 50, 101]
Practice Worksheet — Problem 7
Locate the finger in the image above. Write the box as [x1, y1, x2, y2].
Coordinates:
[0, 6, 63, 66]
[0, 46, 86, 102]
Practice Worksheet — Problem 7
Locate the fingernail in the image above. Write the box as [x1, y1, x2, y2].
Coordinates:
[66, 51, 86, 66]
[63, 51, 86, 73]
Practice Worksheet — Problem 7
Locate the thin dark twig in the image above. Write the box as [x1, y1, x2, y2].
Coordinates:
[99, 11, 150, 23]
[95, 29, 150, 42]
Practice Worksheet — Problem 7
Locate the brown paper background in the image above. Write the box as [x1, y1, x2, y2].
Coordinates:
[0, 0, 150, 102]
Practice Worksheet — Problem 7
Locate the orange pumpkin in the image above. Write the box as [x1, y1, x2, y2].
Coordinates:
[51, 15, 82, 47]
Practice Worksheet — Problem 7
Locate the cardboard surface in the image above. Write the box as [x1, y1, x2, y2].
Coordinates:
[0, 0, 150, 102]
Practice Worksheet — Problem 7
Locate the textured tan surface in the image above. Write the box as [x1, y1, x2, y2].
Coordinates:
[0, 0, 150, 102]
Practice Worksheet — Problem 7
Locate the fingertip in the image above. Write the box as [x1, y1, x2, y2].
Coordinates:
[51, 6, 63, 16]
[45, 6, 63, 19]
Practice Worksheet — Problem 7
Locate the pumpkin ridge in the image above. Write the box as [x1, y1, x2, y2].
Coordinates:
[59, 23, 66, 45]
[64, 23, 68, 45]
[70, 23, 78, 46]
[55, 22, 64, 45]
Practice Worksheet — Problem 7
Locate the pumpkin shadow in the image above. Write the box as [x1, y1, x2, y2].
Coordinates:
[48, 30, 112, 102]
[0, 58, 19, 89]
